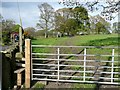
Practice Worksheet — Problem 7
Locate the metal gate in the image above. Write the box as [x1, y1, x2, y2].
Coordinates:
[30, 44, 120, 85]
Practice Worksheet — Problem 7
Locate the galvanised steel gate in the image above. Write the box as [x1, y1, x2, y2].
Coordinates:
[30, 44, 120, 85]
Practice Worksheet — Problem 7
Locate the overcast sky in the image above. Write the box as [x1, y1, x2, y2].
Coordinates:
[1, 1, 118, 29]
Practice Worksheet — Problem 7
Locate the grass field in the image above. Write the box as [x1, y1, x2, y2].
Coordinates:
[32, 34, 119, 55]
[32, 34, 119, 46]
[32, 34, 119, 66]
[32, 34, 119, 89]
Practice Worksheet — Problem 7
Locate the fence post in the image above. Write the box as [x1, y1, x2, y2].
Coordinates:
[25, 39, 31, 88]
[19, 27, 23, 53]
[57, 48, 60, 81]
[111, 48, 114, 83]
[83, 48, 86, 82]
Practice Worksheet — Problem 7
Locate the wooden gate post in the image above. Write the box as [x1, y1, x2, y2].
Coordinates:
[25, 39, 31, 88]
[19, 27, 23, 53]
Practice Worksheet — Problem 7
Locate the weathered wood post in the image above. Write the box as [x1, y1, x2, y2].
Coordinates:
[25, 39, 31, 88]
[19, 26, 23, 53]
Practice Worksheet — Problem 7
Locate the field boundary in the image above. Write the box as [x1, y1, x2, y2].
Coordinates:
[25, 39, 120, 88]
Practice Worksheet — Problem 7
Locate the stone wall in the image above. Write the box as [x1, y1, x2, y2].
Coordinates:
[1, 45, 19, 89]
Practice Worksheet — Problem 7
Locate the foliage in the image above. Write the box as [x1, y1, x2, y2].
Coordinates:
[112, 22, 120, 33]
[24, 27, 36, 39]
[89, 15, 111, 34]
[65, 18, 78, 35]
[1, 18, 15, 44]
[36, 3, 55, 38]
[73, 6, 89, 21]
[34, 30, 46, 37]
[23, 31, 29, 37]
[12, 24, 20, 32]
[95, 22, 108, 34]
[54, 6, 90, 36]
[2, 31, 11, 44]
[0, 15, 22, 44]
[54, 14, 66, 35]
[73, 6, 90, 33]
[59, 1, 119, 21]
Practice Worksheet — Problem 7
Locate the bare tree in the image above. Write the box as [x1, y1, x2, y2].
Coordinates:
[36, 3, 55, 38]
[59, 0, 119, 21]
[89, 15, 111, 32]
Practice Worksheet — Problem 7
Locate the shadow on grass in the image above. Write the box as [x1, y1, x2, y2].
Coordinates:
[82, 37, 119, 46]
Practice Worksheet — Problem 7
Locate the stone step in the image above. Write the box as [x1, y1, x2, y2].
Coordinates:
[16, 52, 23, 59]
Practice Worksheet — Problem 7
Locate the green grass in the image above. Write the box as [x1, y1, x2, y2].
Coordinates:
[32, 34, 119, 59]
[32, 37, 68, 45]
[33, 82, 45, 89]
[72, 83, 96, 89]
[32, 34, 119, 46]
[31, 34, 119, 88]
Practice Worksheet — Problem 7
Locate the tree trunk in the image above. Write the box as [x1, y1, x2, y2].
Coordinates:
[45, 32, 47, 38]
[45, 22, 48, 38]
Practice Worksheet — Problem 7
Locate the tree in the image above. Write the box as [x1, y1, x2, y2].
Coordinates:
[0, 14, 3, 43]
[54, 12, 66, 35]
[59, 0, 119, 21]
[95, 22, 108, 34]
[112, 22, 120, 33]
[36, 3, 55, 38]
[2, 19, 15, 32]
[65, 18, 78, 36]
[24, 27, 36, 38]
[56, 8, 73, 20]
[73, 6, 90, 33]
[35, 30, 45, 37]
[54, 6, 90, 36]
[12, 24, 21, 32]
[89, 15, 111, 34]
[1, 18, 15, 44]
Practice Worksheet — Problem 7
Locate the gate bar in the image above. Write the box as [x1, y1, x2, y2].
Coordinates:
[111, 49, 115, 83]
[57, 48, 60, 81]
[83, 48, 86, 81]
